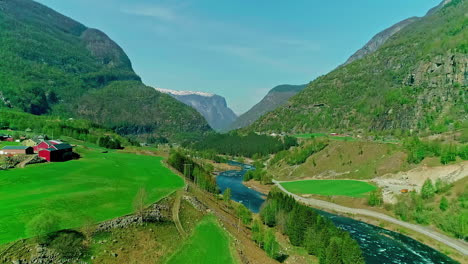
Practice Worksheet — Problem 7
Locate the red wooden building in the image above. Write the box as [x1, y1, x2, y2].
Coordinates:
[38, 143, 73, 162]
[33, 140, 63, 153]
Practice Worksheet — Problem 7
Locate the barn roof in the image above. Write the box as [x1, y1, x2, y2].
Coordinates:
[53, 143, 72, 150]
[2, 146, 30, 150]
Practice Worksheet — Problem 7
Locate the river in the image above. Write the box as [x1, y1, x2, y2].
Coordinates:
[216, 161, 459, 264]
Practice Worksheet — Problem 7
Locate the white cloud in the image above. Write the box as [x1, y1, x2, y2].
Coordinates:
[121, 3, 184, 23]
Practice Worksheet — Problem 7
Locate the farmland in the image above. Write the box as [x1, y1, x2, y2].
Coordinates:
[165, 215, 236, 264]
[0, 144, 184, 244]
[280, 180, 377, 198]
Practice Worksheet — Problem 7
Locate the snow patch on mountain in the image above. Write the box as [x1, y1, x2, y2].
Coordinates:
[155, 88, 215, 97]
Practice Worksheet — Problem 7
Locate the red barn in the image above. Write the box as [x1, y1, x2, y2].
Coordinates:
[33, 140, 63, 153]
[38, 143, 73, 162]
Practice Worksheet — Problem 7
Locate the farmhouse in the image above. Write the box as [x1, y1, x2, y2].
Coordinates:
[38, 143, 73, 162]
[33, 140, 63, 153]
[22, 138, 41, 147]
[0, 134, 14, 142]
[0, 146, 34, 155]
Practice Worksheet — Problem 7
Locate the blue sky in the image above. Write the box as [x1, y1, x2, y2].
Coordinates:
[37, 0, 441, 114]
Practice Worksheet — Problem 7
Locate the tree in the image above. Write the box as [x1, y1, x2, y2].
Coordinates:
[304, 227, 320, 255]
[439, 196, 449, 211]
[251, 219, 264, 247]
[421, 179, 435, 199]
[223, 188, 232, 203]
[323, 237, 343, 264]
[26, 212, 61, 244]
[133, 188, 148, 219]
[367, 189, 383, 207]
[236, 204, 252, 225]
[263, 229, 280, 259]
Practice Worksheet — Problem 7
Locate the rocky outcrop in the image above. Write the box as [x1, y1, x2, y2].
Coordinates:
[96, 203, 170, 232]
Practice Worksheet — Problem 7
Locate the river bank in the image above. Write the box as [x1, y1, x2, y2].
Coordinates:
[219, 161, 461, 264]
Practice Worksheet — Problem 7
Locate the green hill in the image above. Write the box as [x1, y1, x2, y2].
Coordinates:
[246, 0, 467, 136]
[0, 0, 210, 140]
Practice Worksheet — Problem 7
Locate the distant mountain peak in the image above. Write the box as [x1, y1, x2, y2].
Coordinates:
[155, 88, 237, 131]
[155, 88, 215, 97]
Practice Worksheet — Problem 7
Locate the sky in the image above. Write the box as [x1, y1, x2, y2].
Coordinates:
[36, 0, 441, 115]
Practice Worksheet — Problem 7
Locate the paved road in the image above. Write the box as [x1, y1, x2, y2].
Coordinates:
[273, 180, 468, 256]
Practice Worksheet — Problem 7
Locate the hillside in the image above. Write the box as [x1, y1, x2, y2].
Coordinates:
[229, 84, 307, 131]
[0, 0, 211, 140]
[246, 0, 467, 135]
[156, 88, 237, 131]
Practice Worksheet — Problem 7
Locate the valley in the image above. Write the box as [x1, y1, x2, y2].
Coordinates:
[0, 0, 467, 263]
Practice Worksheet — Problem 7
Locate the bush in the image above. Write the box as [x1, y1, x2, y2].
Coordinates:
[49, 230, 86, 258]
[26, 212, 62, 244]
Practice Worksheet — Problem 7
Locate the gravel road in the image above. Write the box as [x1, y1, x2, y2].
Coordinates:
[273, 180, 468, 256]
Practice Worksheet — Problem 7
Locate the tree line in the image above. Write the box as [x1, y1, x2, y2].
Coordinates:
[187, 132, 297, 158]
[404, 137, 467, 164]
[259, 189, 365, 264]
[393, 178, 467, 239]
[167, 151, 219, 193]
[0, 109, 133, 148]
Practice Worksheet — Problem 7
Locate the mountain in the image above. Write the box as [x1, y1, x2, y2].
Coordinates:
[156, 88, 237, 131]
[245, 0, 467, 135]
[343, 0, 453, 66]
[343, 17, 419, 66]
[228, 84, 307, 131]
[0, 0, 210, 140]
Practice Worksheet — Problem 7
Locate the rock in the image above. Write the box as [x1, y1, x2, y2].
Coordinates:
[111, 252, 118, 257]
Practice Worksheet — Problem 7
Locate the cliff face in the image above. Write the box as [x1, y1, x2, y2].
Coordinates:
[156, 89, 237, 131]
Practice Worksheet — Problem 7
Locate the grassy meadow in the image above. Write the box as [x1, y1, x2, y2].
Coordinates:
[166, 215, 236, 264]
[280, 180, 376, 198]
[0, 144, 184, 244]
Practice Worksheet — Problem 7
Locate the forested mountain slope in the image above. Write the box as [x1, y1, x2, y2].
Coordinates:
[0, 0, 211, 140]
[247, 0, 467, 135]
[228, 84, 307, 131]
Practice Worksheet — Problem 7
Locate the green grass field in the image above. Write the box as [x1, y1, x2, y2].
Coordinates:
[166, 215, 236, 264]
[0, 145, 184, 244]
[0, 141, 21, 148]
[281, 180, 376, 198]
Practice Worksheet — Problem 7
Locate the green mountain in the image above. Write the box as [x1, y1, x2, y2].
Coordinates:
[246, 0, 467, 135]
[0, 0, 210, 140]
[228, 84, 307, 131]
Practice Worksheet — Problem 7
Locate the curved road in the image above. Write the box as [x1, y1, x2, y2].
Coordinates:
[273, 180, 468, 256]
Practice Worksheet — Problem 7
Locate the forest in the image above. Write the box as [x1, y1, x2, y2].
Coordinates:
[258, 189, 365, 263]
[0, 109, 131, 147]
[189, 132, 297, 158]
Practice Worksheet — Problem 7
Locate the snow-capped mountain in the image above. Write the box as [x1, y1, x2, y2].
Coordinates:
[155, 88, 237, 131]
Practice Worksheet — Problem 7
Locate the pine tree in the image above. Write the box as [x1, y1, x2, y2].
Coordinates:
[421, 179, 435, 199]
[439, 196, 449, 211]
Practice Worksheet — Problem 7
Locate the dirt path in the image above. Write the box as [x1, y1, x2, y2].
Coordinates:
[17, 155, 37, 168]
[172, 190, 186, 237]
[273, 180, 468, 256]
